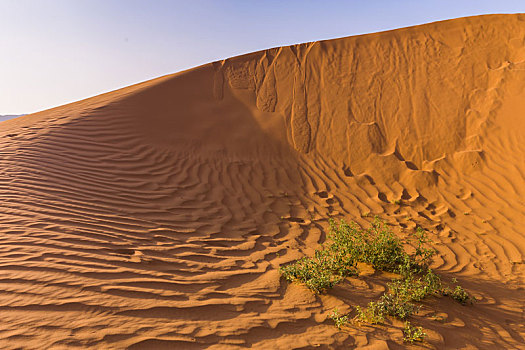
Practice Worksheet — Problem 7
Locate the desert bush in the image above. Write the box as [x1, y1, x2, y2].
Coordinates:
[330, 308, 349, 329]
[281, 218, 439, 293]
[354, 277, 425, 323]
[329, 218, 436, 275]
[279, 249, 345, 293]
[443, 285, 471, 304]
[388, 276, 428, 302]
[408, 228, 437, 272]
[424, 269, 443, 294]
[328, 218, 407, 273]
[403, 321, 426, 343]
[375, 293, 420, 319]
[355, 302, 385, 324]
[280, 218, 441, 294]
[279, 216, 472, 335]
[388, 269, 442, 302]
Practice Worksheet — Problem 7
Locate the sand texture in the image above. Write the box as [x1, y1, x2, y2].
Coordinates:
[0, 14, 524, 349]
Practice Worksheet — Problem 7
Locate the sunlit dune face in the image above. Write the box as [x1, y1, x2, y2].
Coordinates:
[0, 14, 524, 349]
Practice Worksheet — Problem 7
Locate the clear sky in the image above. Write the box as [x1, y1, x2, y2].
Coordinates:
[1, 0, 524, 114]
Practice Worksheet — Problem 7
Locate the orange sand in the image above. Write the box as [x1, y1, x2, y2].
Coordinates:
[0, 14, 524, 349]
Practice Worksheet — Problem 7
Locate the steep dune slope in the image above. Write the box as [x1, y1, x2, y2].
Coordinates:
[0, 14, 524, 349]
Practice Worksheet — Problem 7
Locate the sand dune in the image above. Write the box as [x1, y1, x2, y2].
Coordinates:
[0, 14, 524, 349]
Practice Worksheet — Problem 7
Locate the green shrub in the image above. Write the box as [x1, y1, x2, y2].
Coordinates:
[388, 276, 427, 302]
[330, 308, 349, 329]
[361, 219, 408, 272]
[329, 218, 436, 275]
[355, 302, 385, 324]
[376, 293, 420, 319]
[279, 216, 473, 335]
[354, 285, 421, 323]
[279, 249, 345, 293]
[423, 269, 443, 294]
[408, 228, 437, 272]
[403, 321, 426, 343]
[327, 218, 407, 273]
[280, 218, 439, 293]
[450, 285, 471, 304]
[388, 269, 442, 303]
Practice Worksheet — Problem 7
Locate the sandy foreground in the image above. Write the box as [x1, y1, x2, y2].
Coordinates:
[0, 14, 524, 349]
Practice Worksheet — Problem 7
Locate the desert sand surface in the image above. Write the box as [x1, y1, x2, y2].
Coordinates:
[0, 14, 524, 349]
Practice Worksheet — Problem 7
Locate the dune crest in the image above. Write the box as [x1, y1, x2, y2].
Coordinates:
[0, 14, 524, 349]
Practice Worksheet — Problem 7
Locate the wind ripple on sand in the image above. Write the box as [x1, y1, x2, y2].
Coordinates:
[0, 13, 524, 349]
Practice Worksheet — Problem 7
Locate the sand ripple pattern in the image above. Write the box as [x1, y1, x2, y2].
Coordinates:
[0, 14, 524, 349]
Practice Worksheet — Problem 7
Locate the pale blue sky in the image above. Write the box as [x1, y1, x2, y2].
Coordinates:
[1, 0, 524, 114]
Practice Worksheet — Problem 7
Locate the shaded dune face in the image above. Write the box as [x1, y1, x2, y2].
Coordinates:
[0, 14, 524, 349]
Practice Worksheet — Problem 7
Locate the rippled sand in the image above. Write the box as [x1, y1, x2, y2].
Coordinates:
[0, 14, 524, 349]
